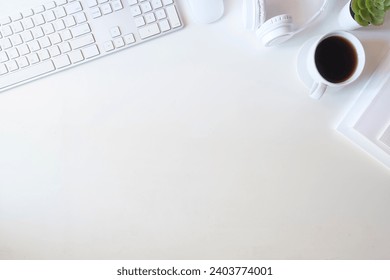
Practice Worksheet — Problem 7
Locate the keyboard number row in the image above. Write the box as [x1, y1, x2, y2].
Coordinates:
[0, 2, 83, 39]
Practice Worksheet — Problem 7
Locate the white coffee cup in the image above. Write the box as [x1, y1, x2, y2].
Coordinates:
[297, 31, 365, 100]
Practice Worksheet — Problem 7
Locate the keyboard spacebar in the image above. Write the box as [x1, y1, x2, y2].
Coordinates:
[0, 61, 56, 90]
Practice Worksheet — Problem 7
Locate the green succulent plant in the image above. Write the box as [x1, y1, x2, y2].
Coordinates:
[351, 0, 390, 26]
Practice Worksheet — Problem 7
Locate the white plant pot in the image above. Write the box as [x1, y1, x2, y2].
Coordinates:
[338, 1, 362, 31]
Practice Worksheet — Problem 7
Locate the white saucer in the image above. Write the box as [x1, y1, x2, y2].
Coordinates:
[296, 37, 319, 90]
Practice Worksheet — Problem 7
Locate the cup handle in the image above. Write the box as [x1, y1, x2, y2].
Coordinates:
[310, 82, 327, 100]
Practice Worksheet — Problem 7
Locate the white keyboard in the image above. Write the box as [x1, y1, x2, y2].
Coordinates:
[0, 0, 183, 92]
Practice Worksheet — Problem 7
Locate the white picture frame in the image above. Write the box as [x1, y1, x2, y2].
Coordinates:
[337, 49, 390, 168]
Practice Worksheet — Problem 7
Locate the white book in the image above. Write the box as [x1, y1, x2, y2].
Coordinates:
[337, 49, 390, 168]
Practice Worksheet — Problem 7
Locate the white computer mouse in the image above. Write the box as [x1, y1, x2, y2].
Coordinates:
[187, 0, 224, 24]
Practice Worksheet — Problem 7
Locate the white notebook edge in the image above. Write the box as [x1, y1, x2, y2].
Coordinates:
[337, 48, 390, 169]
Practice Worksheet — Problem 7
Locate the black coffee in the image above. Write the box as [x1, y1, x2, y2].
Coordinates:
[314, 36, 358, 83]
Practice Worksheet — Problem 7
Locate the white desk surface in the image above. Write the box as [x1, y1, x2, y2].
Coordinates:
[1, 0, 390, 259]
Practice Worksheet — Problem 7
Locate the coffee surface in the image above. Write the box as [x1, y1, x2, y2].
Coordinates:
[315, 36, 357, 83]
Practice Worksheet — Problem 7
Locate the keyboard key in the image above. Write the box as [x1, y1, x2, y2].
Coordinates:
[50, 33, 62, 44]
[138, 23, 160, 39]
[0, 60, 55, 90]
[44, 1, 57, 10]
[43, 10, 56, 22]
[54, 7, 67, 18]
[8, 48, 20, 59]
[7, 35, 19, 47]
[21, 30, 34, 42]
[33, 14, 46, 26]
[10, 34, 23, 46]
[70, 34, 95, 49]
[65, 2, 83, 15]
[134, 16, 145, 27]
[130, 6, 141, 16]
[28, 41, 41, 52]
[49, 45, 61, 57]
[38, 49, 51, 60]
[0, 63, 8, 75]
[166, 5, 181, 28]
[127, 0, 138, 6]
[39, 36, 52, 48]
[32, 27, 45, 38]
[98, 0, 109, 3]
[103, 40, 115, 52]
[82, 44, 99, 59]
[54, 19, 66, 31]
[74, 12, 87, 23]
[2, 26, 13, 37]
[144, 13, 156, 24]
[101, 4, 113, 15]
[11, 13, 23, 22]
[87, 0, 98, 7]
[64, 16, 77, 27]
[59, 41, 71, 53]
[112, 0, 124, 11]
[71, 23, 91, 37]
[0, 52, 9, 62]
[17, 56, 29, 68]
[22, 18, 35, 30]
[0, 17, 12, 25]
[60, 29, 72, 41]
[91, 7, 102, 18]
[140, 2, 152, 13]
[18, 44, 31, 55]
[0, 17, 11, 25]
[43, 23, 55, 35]
[33, 5, 46, 14]
[28, 53, 40, 64]
[53, 54, 71, 68]
[155, 9, 166, 19]
[1, 38, 13, 50]
[113, 37, 124, 48]
[162, 0, 173, 5]
[11, 22, 24, 34]
[159, 19, 170, 32]
[124, 33, 135, 44]
[110, 26, 121, 38]
[22, 10, 34, 18]
[151, 0, 163, 9]
[57, 0, 68, 5]
[6, 60, 19, 72]
[68, 49, 84, 63]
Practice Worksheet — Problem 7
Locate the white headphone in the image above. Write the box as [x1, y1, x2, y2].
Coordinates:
[243, 0, 329, 47]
